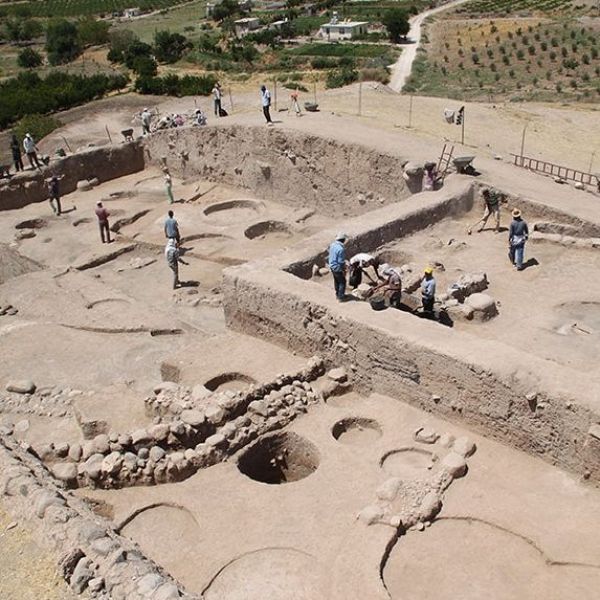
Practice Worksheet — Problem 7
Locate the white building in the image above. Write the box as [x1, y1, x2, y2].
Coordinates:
[234, 17, 261, 37]
[123, 7, 141, 18]
[319, 13, 368, 40]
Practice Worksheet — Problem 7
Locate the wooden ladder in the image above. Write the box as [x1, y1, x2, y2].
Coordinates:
[437, 143, 455, 181]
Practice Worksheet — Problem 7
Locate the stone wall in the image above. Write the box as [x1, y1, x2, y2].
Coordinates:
[222, 181, 600, 483]
[0, 142, 144, 211]
[142, 125, 413, 218]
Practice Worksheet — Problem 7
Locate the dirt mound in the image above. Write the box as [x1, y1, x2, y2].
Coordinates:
[0, 244, 42, 284]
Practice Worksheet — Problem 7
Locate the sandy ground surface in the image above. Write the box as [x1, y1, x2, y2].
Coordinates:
[1, 82, 600, 598]
[0, 502, 84, 600]
[379, 207, 600, 371]
[81, 391, 600, 599]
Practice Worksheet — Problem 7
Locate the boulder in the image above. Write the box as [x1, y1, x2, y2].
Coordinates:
[70, 557, 93, 594]
[6, 380, 36, 394]
[76, 180, 92, 191]
[148, 423, 170, 442]
[441, 452, 468, 479]
[51, 462, 78, 483]
[92, 434, 110, 455]
[465, 293, 498, 321]
[205, 404, 225, 425]
[327, 367, 348, 383]
[101, 452, 123, 475]
[180, 409, 205, 428]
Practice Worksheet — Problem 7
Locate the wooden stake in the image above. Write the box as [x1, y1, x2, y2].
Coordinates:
[229, 87, 233, 111]
[408, 94, 413, 128]
[105, 125, 112, 145]
[358, 78, 362, 116]
[61, 136, 72, 153]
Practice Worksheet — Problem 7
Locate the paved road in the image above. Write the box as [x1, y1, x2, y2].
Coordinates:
[389, 0, 470, 93]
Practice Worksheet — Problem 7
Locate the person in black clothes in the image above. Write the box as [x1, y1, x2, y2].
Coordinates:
[10, 134, 24, 172]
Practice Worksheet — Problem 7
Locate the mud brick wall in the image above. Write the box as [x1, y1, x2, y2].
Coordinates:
[0, 142, 144, 211]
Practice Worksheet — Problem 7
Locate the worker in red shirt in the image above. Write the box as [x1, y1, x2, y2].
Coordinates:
[95, 201, 112, 243]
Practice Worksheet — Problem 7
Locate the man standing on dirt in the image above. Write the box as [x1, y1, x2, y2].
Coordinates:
[260, 85, 273, 125]
[328, 232, 348, 302]
[23, 133, 41, 170]
[421, 266, 436, 316]
[141, 108, 152, 135]
[213, 82, 222, 117]
[467, 187, 504, 234]
[10, 134, 24, 173]
[47, 175, 63, 216]
[95, 201, 112, 243]
[165, 238, 188, 289]
[164, 210, 181, 244]
[163, 167, 174, 204]
[508, 208, 529, 271]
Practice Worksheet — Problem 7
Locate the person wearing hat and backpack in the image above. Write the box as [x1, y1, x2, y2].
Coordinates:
[328, 232, 348, 301]
[508, 208, 529, 270]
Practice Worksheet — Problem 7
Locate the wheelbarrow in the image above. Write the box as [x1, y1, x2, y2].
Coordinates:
[121, 128, 134, 142]
[304, 102, 319, 112]
[453, 156, 476, 174]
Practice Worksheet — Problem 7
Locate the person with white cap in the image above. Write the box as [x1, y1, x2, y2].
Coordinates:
[348, 252, 380, 288]
[23, 133, 41, 170]
[165, 238, 188, 289]
[508, 208, 529, 270]
[328, 232, 348, 301]
[367, 263, 402, 308]
[95, 201, 112, 243]
[421, 266, 436, 315]
[141, 107, 152, 135]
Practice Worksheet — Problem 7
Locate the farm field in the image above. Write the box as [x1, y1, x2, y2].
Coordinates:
[405, 16, 600, 101]
[0, 0, 191, 18]
[454, 0, 598, 17]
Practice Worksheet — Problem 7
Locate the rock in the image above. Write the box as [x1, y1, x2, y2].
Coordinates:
[441, 452, 468, 479]
[389, 515, 402, 528]
[248, 400, 269, 417]
[153, 381, 180, 395]
[34, 490, 66, 518]
[419, 492, 442, 521]
[92, 434, 110, 455]
[311, 264, 320, 277]
[205, 404, 225, 425]
[452, 436, 476, 457]
[327, 367, 347, 383]
[169, 451, 185, 465]
[588, 424, 600, 441]
[88, 577, 104, 593]
[153, 582, 181, 600]
[131, 428, 152, 445]
[138, 447, 149, 460]
[51, 463, 78, 483]
[376, 477, 402, 502]
[415, 521, 425, 531]
[70, 556, 93, 593]
[318, 267, 330, 277]
[91, 537, 118, 557]
[101, 452, 123, 475]
[465, 293, 498, 321]
[6, 380, 36, 394]
[180, 410, 205, 428]
[169, 421, 185, 436]
[191, 384, 211, 402]
[76, 180, 92, 191]
[414, 427, 439, 444]
[206, 433, 226, 448]
[54, 442, 69, 458]
[82, 454, 104, 480]
[575, 182, 585, 190]
[438, 433, 455, 448]
[148, 423, 170, 442]
[14, 419, 30, 433]
[68, 443, 82, 462]
[149, 446, 166, 462]
[358, 504, 384, 525]
[137, 573, 163, 595]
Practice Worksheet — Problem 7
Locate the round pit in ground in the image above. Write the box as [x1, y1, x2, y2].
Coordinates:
[203, 199, 263, 225]
[237, 431, 320, 485]
[380, 447, 438, 479]
[204, 372, 257, 392]
[331, 417, 382, 446]
[244, 221, 292, 241]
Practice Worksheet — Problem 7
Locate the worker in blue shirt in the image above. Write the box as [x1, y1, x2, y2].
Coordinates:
[421, 266, 436, 315]
[508, 208, 529, 271]
[328, 232, 348, 301]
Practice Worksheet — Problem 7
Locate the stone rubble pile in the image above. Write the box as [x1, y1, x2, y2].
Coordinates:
[1, 381, 74, 419]
[32, 357, 326, 490]
[358, 428, 476, 532]
[0, 436, 198, 600]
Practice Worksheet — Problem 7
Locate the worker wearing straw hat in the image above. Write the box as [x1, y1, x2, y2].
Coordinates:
[508, 208, 529, 271]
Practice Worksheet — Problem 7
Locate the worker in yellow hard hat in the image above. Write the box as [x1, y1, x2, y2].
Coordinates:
[421, 266, 436, 316]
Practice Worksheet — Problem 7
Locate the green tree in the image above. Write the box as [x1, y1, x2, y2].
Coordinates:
[132, 55, 158, 77]
[153, 31, 190, 63]
[17, 47, 43, 68]
[382, 8, 409, 44]
[46, 19, 81, 65]
[123, 40, 153, 69]
[78, 17, 110, 46]
[212, 0, 241, 22]
[3, 18, 43, 42]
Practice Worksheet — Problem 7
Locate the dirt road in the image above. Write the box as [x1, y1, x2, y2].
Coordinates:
[389, 0, 469, 92]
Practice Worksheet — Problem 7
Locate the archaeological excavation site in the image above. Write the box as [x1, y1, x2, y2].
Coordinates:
[1, 116, 600, 600]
